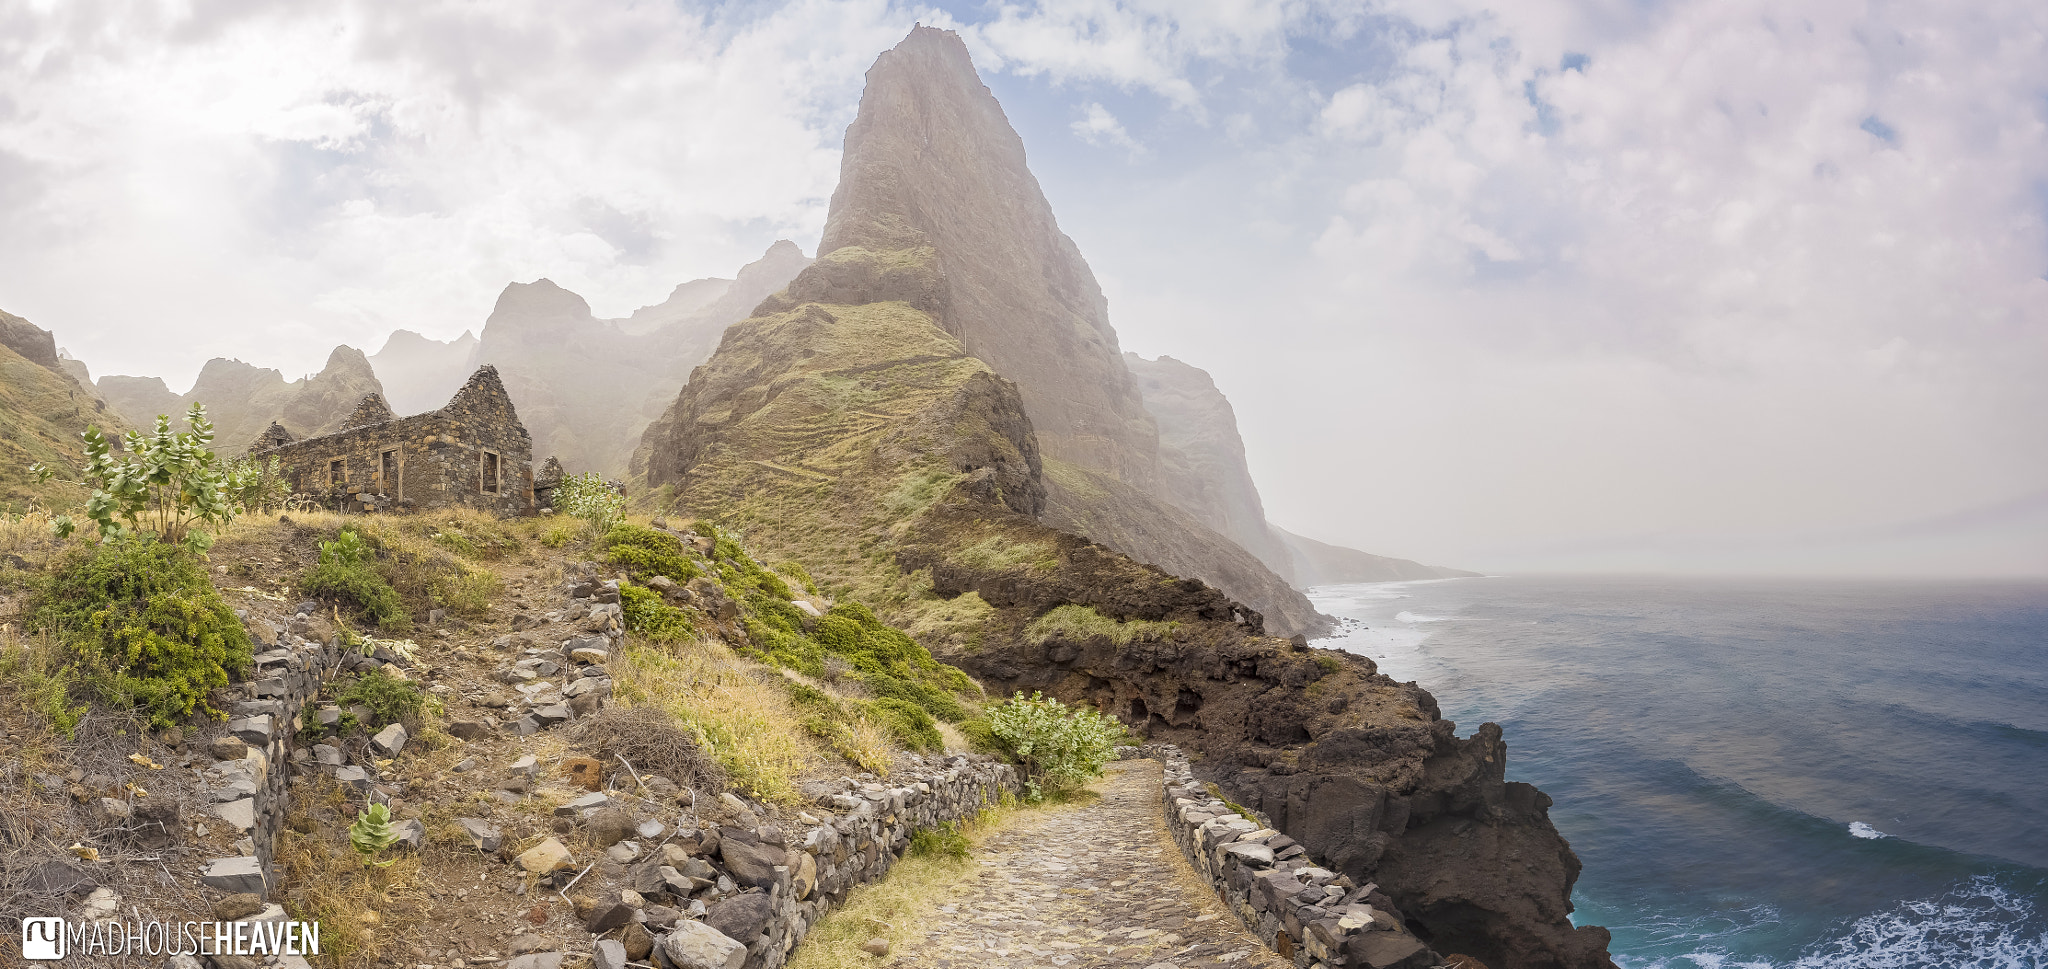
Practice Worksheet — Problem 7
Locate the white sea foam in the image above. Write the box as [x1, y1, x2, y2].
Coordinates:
[1621, 877, 2048, 969]
[1848, 821, 1887, 839]
[1395, 610, 1451, 623]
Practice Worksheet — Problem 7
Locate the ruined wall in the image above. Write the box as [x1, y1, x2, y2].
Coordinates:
[254, 366, 535, 516]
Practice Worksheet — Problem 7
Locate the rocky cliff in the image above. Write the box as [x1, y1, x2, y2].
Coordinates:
[1124, 353, 1300, 581]
[634, 26, 1614, 969]
[798, 25, 1323, 637]
[1125, 352, 1477, 588]
[98, 346, 384, 454]
[0, 309, 130, 510]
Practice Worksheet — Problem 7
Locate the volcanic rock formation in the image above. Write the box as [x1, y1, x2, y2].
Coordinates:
[635, 26, 1614, 969]
[0, 309, 131, 509]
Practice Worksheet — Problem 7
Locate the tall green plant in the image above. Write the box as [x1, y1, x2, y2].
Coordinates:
[986, 691, 1123, 794]
[42, 404, 240, 550]
[558, 472, 625, 538]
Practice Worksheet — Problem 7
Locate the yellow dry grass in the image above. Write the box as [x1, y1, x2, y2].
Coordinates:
[611, 634, 826, 805]
[274, 778, 431, 969]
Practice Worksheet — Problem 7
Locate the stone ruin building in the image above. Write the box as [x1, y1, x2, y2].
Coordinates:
[249, 365, 552, 516]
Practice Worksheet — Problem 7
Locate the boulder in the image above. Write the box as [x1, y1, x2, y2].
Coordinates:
[704, 892, 774, 943]
[371, 723, 409, 757]
[200, 856, 267, 895]
[718, 839, 783, 889]
[659, 921, 747, 969]
[595, 939, 629, 969]
[517, 837, 575, 874]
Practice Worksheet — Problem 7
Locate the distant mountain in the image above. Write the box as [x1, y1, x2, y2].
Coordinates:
[1275, 525, 1481, 584]
[1124, 352, 1475, 588]
[99, 348, 385, 455]
[369, 329, 479, 414]
[0, 309, 131, 511]
[464, 241, 812, 477]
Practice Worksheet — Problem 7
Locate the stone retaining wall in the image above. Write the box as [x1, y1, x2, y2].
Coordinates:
[197, 619, 351, 901]
[1157, 746, 1437, 969]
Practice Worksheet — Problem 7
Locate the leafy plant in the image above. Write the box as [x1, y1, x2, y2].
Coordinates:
[986, 691, 1123, 794]
[301, 529, 407, 630]
[909, 822, 970, 860]
[335, 667, 433, 731]
[222, 455, 291, 513]
[558, 472, 625, 538]
[600, 524, 701, 585]
[30, 539, 254, 728]
[46, 404, 242, 550]
[348, 803, 401, 865]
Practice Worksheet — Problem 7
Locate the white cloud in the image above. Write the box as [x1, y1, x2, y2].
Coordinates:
[1070, 101, 1142, 154]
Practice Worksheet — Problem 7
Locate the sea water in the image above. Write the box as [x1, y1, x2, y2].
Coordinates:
[1311, 575, 2048, 968]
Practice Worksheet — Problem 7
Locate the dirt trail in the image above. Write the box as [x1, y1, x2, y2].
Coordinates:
[895, 760, 1287, 969]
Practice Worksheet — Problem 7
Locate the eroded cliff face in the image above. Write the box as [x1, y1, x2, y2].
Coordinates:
[802, 26, 1325, 636]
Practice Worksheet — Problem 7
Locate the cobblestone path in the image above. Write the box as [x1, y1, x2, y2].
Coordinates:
[895, 759, 1289, 969]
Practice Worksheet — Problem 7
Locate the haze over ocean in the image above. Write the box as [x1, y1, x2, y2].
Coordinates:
[1314, 576, 2048, 968]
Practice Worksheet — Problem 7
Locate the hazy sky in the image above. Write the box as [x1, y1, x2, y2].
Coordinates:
[3, 0, 2044, 575]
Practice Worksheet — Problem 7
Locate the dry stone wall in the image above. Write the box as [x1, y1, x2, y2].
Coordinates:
[1159, 746, 1438, 969]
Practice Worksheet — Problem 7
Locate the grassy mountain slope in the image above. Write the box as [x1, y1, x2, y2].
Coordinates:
[0, 310, 130, 513]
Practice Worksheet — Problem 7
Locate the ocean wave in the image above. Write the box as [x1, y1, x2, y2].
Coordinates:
[1395, 610, 1452, 623]
[1789, 876, 2047, 969]
[1619, 877, 2048, 969]
[1849, 821, 1888, 840]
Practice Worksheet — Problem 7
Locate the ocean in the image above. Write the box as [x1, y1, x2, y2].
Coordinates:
[1310, 575, 2048, 969]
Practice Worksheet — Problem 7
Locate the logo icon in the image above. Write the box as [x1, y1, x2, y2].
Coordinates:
[22, 917, 66, 960]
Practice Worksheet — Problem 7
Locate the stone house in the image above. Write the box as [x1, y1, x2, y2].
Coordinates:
[249, 365, 543, 516]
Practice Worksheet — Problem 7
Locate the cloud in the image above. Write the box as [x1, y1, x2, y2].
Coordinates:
[0, 0, 926, 386]
[1070, 101, 1142, 154]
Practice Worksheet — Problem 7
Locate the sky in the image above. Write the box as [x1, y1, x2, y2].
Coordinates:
[2, 0, 2044, 576]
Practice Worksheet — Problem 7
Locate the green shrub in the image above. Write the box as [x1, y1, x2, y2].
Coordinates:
[909, 822, 971, 860]
[620, 583, 695, 643]
[955, 717, 1007, 758]
[558, 472, 625, 537]
[434, 567, 499, 619]
[986, 692, 1122, 793]
[334, 667, 433, 731]
[301, 528, 407, 630]
[864, 673, 967, 722]
[601, 524, 701, 585]
[866, 697, 942, 753]
[30, 539, 253, 728]
[0, 635, 86, 738]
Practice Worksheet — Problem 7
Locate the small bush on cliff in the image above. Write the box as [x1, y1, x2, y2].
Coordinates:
[301, 528, 407, 630]
[31, 539, 252, 728]
[601, 524, 701, 585]
[866, 696, 943, 753]
[986, 692, 1122, 794]
[620, 583, 695, 643]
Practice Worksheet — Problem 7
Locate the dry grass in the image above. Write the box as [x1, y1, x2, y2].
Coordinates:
[610, 635, 825, 805]
[784, 799, 1047, 969]
[569, 704, 728, 794]
[275, 778, 430, 969]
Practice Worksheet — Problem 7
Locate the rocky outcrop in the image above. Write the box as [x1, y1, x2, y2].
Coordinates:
[790, 26, 1324, 636]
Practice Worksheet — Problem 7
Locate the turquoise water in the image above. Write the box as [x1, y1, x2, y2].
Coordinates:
[1311, 575, 2048, 968]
